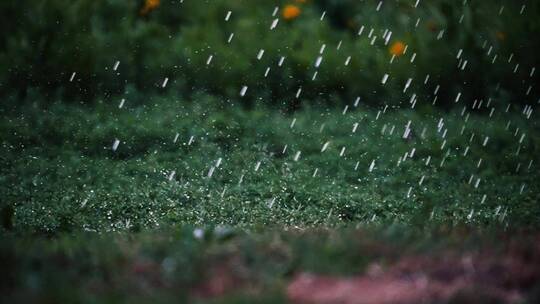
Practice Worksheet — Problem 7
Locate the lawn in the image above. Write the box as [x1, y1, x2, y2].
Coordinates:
[1, 96, 539, 302]
[1, 97, 538, 233]
[2, 0, 540, 302]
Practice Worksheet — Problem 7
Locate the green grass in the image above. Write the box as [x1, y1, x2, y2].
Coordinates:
[1, 96, 539, 303]
[1, 96, 539, 234]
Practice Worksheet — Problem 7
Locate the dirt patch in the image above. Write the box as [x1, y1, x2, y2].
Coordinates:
[287, 244, 540, 304]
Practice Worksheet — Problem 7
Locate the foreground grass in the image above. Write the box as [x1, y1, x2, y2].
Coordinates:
[1, 96, 539, 233]
[2, 227, 540, 303]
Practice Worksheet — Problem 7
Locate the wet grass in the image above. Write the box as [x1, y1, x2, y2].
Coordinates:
[1, 96, 539, 233]
[1, 96, 539, 302]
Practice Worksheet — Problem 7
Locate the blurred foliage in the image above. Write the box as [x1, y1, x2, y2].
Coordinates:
[2, 227, 540, 303]
[0, 0, 539, 107]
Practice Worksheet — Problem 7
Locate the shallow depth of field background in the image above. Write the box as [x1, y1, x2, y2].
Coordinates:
[2, 0, 539, 107]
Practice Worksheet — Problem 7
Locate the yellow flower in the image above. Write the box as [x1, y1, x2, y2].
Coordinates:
[140, 0, 160, 16]
[389, 41, 406, 56]
[282, 4, 301, 20]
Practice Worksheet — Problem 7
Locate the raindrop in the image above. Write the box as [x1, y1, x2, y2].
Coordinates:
[270, 18, 279, 30]
[376, 1, 383, 11]
[358, 26, 365, 36]
[368, 160, 376, 172]
[321, 141, 330, 152]
[294, 151, 301, 161]
[381, 74, 389, 85]
[295, 87, 302, 98]
[207, 166, 215, 178]
[403, 78, 412, 93]
[474, 178, 481, 188]
[290, 118, 297, 128]
[239, 85, 248, 96]
[112, 139, 120, 151]
[467, 209, 474, 220]
[257, 49, 265, 60]
[314, 56, 323, 68]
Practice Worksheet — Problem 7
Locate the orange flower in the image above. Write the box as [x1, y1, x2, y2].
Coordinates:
[389, 41, 406, 56]
[282, 4, 301, 20]
[140, 0, 160, 16]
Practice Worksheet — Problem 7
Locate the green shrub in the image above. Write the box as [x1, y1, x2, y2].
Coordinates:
[0, 0, 538, 107]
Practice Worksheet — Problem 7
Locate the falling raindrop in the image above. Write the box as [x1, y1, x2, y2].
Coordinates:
[368, 160, 376, 172]
[240, 85, 248, 96]
[294, 151, 301, 161]
[257, 49, 265, 60]
[321, 141, 330, 152]
[112, 139, 120, 151]
[381, 74, 389, 85]
[270, 18, 279, 30]
[376, 1, 383, 11]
